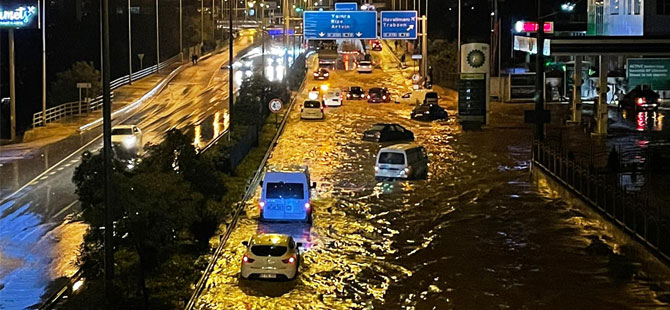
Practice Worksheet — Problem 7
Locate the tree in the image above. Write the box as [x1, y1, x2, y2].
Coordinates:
[50, 61, 102, 106]
[427, 39, 458, 88]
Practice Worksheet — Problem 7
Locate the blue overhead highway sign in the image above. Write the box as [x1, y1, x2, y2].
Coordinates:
[335, 2, 357, 11]
[303, 11, 377, 39]
[380, 11, 417, 39]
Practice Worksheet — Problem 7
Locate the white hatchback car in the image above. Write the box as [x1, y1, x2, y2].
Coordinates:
[111, 125, 143, 154]
[300, 100, 324, 120]
[240, 233, 301, 280]
[357, 60, 373, 73]
[323, 88, 343, 107]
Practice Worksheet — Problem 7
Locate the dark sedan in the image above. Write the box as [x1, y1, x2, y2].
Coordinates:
[367, 87, 391, 103]
[363, 123, 415, 142]
[313, 68, 330, 80]
[411, 103, 448, 121]
[619, 85, 661, 113]
[346, 86, 366, 100]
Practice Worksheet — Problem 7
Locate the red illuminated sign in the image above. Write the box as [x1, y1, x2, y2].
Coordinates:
[516, 21, 554, 34]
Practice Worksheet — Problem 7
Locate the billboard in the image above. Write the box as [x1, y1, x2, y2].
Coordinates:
[627, 58, 670, 90]
[0, 1, 40, 29]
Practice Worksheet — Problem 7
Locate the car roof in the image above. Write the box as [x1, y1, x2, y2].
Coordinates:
[372, 123, 397, 127]
[112, 125, 135, 129]
[250, 233, 290, 246]
[380, 143, 422, 152]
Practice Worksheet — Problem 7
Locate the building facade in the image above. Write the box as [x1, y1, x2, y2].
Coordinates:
[588, 0, 670, 35]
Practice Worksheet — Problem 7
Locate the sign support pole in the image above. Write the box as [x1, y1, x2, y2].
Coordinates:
[128, 0, 133, 84]
[421, 15, 427, 82]
[156, 0, 160, 73]
[228, 0, 234, 142]
[9, 29, 16, 141]
[42, 0, 47, 126]
[534, 0, 545, 140]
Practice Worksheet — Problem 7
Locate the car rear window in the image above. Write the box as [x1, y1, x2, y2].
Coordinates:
[379, 152, 405, 164]
[351, 87, 362, 92]
[251, 245, 287, 256]
[266, 182, 305, 199]
[370, 125, 386, 131]
[360, 61, 371, 66]
[425, 92, 438, 99]
[304, 101, 321, 108]
[112, 128, 133, 135]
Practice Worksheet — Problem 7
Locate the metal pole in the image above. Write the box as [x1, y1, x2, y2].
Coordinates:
[213, 0, 216, 41]
[457, 0, 461, 76]
[262, 4, 265, 79]
[9, 30, 16, 141]
[156, 0, 160, 72]
[40, 0, 47, 126]
[128, 0, 133, 84]
[180, 0, 183, 61]
[534, 0, 545, 139]
[283, 0, 289, 85]
[571, 56, 582, 123]
[201, 0, 205, 48]
[229, 0, 234, 142]
[421, 15, 427, 79]
[101, 0, 115, 297]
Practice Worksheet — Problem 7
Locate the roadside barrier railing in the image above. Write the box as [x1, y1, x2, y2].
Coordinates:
[532, 141, 670, 262]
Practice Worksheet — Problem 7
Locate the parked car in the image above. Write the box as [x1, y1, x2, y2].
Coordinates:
[375, 144, 429, 180]
[357, 60, 373, 73]
[346, 86, 366, 100]
[323, 88, 343, 107]
[411, 103, 448, 121]
[313, 68, 330, 80]
[300, 100, 324, 120]
[363, 123, 414, 142]
[619, 85, 661, 113]
[367, 87, 391, 103]
[371, 40, 383, 51]
[240, 233, 302, 280]
[259, 166, 316, 222]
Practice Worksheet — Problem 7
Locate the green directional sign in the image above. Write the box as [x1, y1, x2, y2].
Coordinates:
[627, 58, 670, 90]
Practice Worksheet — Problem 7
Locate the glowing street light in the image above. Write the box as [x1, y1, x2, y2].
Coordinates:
[561, 2, 576, 12]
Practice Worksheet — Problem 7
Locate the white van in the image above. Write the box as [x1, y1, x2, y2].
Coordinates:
[259, 167, 316, 222]
[375, 144, 429, 180]
[396, 90, 439, 106]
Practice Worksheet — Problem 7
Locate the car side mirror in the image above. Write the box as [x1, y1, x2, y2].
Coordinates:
[311, 182, 317, 189]
[296, 242, 303, 248]
[242, 241, 249, 246]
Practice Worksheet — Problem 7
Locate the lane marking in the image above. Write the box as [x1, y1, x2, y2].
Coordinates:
[53, 200, 78, 218]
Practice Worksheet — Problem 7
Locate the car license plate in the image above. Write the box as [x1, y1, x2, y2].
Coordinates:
[260, 274, 277, 279]
[415, 113, 423, 117]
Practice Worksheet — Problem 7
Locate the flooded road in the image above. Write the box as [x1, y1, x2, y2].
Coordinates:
[194, 48, 670, 309]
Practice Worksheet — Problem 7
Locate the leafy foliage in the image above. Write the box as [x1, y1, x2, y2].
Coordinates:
[427, 39, 458, 88]
[50, 61, 101, 105]
[287, 53, 307, 91]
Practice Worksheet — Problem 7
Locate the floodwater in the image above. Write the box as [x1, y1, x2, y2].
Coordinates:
[194, 48, 670, 309]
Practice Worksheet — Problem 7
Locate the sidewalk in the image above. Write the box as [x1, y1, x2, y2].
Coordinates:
[0, 61, 183, 160]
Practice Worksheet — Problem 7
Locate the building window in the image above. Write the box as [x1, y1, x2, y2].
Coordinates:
[659, 0, 670, 14]
[611, 0, 619, 14]
[634, 0, 641, 14]
[627, 0, 632, 14]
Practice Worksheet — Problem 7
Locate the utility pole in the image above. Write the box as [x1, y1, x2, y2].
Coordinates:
[8, 30, 16, 141]
[213, 0, 216, 41]
[262, 2, 265, 79]
[156, 0, 160, 72]
[534, 0, 545, 139]
[128, 0, 133, 84]
[201, 0, 205, 48]
[100, 0, 115, 300]
[457, 0, 461, 77]
[228, 0, 234, 141]
[180, 0, 183, 60]
[283, 0, 289, 85]
[421, 15, 427, 80]
[42, 0, 47, 126]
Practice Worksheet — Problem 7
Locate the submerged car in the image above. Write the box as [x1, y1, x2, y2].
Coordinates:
[363, 123, 414, 142]
[240, 233, 302, 280]
[619, 85, 661, 113]
[300, 100, 325, 120]
[367, 87, 391, 103]
[410, 103, 448, 121]
[111, 125, 143, 155]
[346, 86, 365, 100]
[313, 68, 330, 80]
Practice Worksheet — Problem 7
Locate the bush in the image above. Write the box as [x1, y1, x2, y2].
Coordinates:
[50, 61, 101, 106]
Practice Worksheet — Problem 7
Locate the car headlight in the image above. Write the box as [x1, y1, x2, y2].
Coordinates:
[374, 166, 379, 172]
[375, 132, 381, 138]
[122, 136, 137, 149]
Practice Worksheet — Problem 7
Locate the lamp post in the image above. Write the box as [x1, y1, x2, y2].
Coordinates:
[229, 0, 234, 141]
[41, 0, 46, 125]
[156, 0, 160, 72]
[128, 0, 133, 83]
[180, 0, 183, 60]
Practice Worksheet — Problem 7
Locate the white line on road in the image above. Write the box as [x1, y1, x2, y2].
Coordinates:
[53, 200, 79, 219]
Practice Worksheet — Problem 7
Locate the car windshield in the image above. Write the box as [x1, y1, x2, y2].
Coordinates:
[304, 101, 320, 108]
[266, 182, 305, 199]
[379, 152, 405, 165]
[112, 128, 133, 135]
[250, 245, 288, 256]
[351, 87, 362, 92]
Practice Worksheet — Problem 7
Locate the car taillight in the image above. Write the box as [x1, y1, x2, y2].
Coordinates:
[313, 73, 318, 76]
[243, 255, 255, 263]
[282, 255, 296, 264]
[637, 97, 646, 105]
[367, 95, 370, 99]
[259, 201, 265, 209]
[382, 95, 386, 100]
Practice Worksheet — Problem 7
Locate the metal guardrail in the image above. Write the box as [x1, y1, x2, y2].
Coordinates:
[32, 54, 181, 128]
[184, 71, 306, 310]
[533, 141, 670, 262]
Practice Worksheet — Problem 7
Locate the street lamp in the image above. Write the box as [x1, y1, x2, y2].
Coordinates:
[561, 2, 576, 12]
